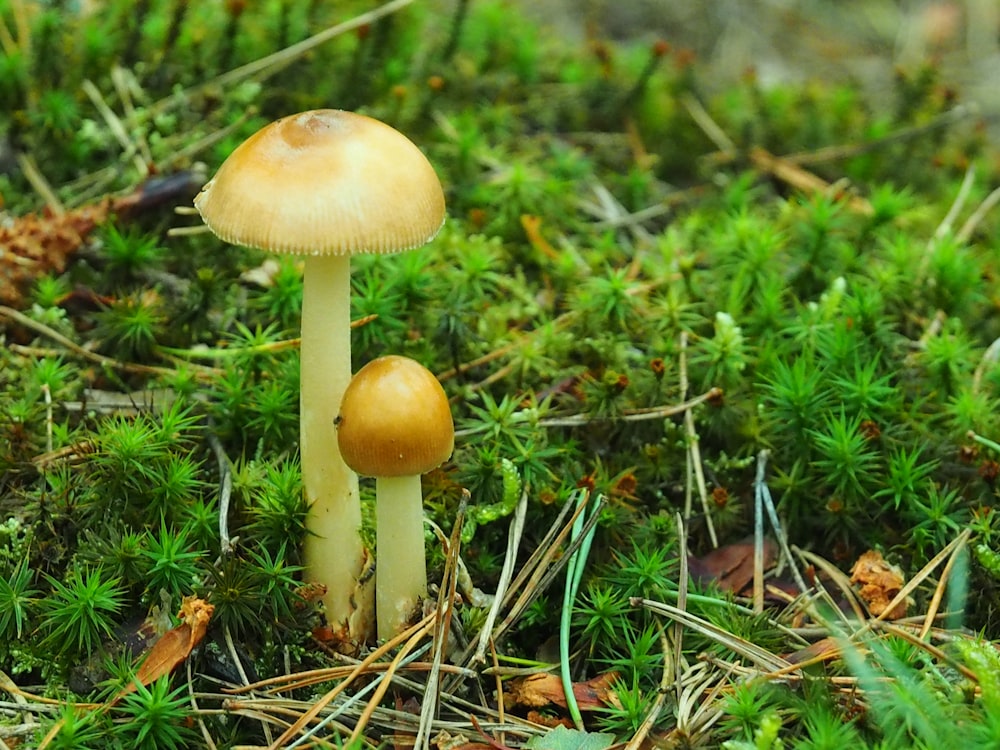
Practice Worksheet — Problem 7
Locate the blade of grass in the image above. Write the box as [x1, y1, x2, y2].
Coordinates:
[560, 489, 601, 729]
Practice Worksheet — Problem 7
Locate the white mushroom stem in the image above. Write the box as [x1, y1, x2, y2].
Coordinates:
[375, 474, 428, 639]
[301, 254, 373, 639]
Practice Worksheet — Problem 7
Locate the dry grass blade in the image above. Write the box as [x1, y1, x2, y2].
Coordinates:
[871, 528, 971, 628]
[917, 528, 971, 638]
[673, 513, 689, 702]
[671, 662, 733, 741]
[957, 183, 1000, 243]
[793, 546, 867, 623]
[493, 496, 604, 641]
[0, 671, 97, 710]
[500, 493, 575, 603]
[81, 78, 148, 176]
[224, 660, 475, 698]
[461, 493, 587, 659]
[632, 598, 794, 674]
[679, 331, 718, 547]
[762, 531, 974, 688]
[474, 485, 530, 662]
[781, 104, 976, 166]
[748, 147, 874, 215]
[225, 665, 363, 696]
[145, 0, 417, 118]
[347, 621, 435, 747]
[530, 387, 722, 428]
[872, 621, 978, 682]
[222, 625, 272, 745]
[263, 613, 434, 749]
[14, 152, 63, 213]
[0, 306, 220, 380]
[414, 495, 468, 750]
[186, 660, 218, 750]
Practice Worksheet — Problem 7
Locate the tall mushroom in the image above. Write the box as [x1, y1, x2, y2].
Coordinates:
[193, 110, 446, 642]
[336, 355, 454, 639]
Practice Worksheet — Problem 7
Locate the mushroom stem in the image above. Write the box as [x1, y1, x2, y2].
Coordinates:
[301, 253, 373, 640]
[375, 474, 428, 639]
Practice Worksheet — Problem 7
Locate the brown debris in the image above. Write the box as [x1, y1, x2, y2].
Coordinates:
[748, 146, 874, 216]
[689, 536, 777, 595]
[505, 671, 621, 712]
[850, 549, 908, 619]
[1, 200, 112, 306]
[112, 596, 214, 703]
[525, 711, 575, 729]
[0, 171, 200, 307]
[785, 636, 841, 665]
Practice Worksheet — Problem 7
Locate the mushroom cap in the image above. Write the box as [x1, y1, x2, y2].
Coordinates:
[338, 355, 454, 478]
[193, 109, 446, 254]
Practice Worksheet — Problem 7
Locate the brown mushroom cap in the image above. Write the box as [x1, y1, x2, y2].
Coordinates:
[193, 109, 446, 254]
[338, 356, 454, 478]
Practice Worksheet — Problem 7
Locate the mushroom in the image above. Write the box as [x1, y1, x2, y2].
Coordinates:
[336, 355, 454, 639]
[193, 110, 446, 642]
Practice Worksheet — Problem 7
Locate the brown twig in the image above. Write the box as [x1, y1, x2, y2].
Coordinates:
[0, 306, 219, 380]
[347, 619, 434, 747]
[747, 146, 874, 215]
[414, 494, 468, 750]
[263, 612, 434, 748]
[680, 332, 717, 548]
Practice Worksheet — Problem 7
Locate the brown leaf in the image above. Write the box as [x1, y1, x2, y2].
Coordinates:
[113, 596, 215, 702]
[689, 536, 777, 594]
[785, 636, 841, 665]
[850, 550, 907, 619]
[505, 671, 620, 712]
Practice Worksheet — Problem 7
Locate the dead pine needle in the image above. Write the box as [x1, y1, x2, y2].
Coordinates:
[414, 493, 469, 750]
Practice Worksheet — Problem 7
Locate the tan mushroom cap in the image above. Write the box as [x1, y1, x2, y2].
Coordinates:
[193, 109, 446, 254]
[338, 356, 454, 478]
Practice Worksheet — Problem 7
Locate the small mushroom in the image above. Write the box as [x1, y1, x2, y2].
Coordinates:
[194, 110, 446, 642]
[336, 355, 454, 639]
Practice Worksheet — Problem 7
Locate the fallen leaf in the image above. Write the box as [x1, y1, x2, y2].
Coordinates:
[525, 712, 574, 729]
[785, 636, 841, 665]
[850, 550, 907, 619]
[505, 671, 620, 712]
[689, 536, 777, 594]
[113, 596, 214, 702]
